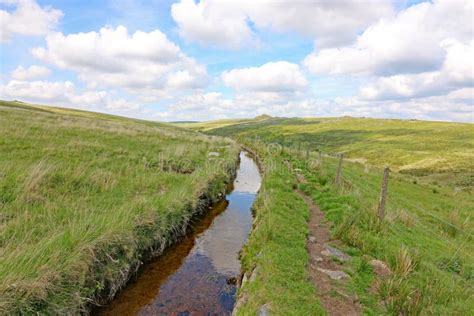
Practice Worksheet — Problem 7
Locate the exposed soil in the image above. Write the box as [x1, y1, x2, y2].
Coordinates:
[296, 186, 361, 316]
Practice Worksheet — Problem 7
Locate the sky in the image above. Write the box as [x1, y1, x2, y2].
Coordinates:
[0, 0, 473, 122]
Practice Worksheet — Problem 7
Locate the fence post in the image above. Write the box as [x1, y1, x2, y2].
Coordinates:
[335, 153, 343, 187]
[378, 167, 390, 222]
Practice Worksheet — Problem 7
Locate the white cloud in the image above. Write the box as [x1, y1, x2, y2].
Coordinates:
[0, 0, 62, 41]
[11, 65, 51, 80]
[171, 0, 393, 49]
[360, 40, 474, 100]
[246, 0, 393, 48]
[0, 79, 139, 112]
[31, 26, 208, 97]
[335, 93, 473, 123]
[171, 0, 255, 49]
[222, 61, 308, 93]
[304, 0, 473, 76]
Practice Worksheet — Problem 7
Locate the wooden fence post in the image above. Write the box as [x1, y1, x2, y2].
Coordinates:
[378, 167, 390, 222]
[318, 148, 322, 165]
[335, 153, 343, 187]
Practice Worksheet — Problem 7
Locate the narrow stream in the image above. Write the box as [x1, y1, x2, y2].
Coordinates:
[95, 152, 261, 315]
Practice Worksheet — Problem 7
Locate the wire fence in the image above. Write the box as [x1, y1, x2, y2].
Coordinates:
[241, 136, 474, 274]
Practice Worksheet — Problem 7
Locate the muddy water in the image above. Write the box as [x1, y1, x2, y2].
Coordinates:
[95, 152, 261, 316]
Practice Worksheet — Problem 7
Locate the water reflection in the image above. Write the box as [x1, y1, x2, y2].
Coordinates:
[95, 152, 261, 315]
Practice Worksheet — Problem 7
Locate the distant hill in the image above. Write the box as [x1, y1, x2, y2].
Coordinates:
[254, 114, 273, 120]
[181, 116, 474, 189]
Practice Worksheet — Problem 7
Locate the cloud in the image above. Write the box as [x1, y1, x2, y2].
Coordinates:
[171, 0, 393, 49]
[335, 93, 473, 123]
[0, 79, 139, 112]
[359, 40, 474, 100]
[11, 65, 51, 80]
[31, 26, 208, 97]
[171, 0, 255, 49]
[154, 91, 303, 121]
[304, 0, 473, 76]
[222, 61, 308, 93]
[245, 0, 393, 48]
[0, 0, 62, 41]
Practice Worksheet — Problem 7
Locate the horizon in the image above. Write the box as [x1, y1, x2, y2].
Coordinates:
[1, 0, 473, 123]
[3, 98, 472, 125]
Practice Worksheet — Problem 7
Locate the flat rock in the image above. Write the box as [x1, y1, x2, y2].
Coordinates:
[369, 259, 392, 277]
[259, 304, 270, 316]
[321, 245, 351, 261]
[208, 151, 220, 157]
[309, 235, 317, 243]
[313, 256, 324, 262]
[317, 268, 349, 280]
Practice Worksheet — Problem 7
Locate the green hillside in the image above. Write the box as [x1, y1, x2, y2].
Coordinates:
[181, 116, 474, 189]
[0, 100, 239, 314]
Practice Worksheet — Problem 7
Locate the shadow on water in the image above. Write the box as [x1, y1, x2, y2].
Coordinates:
[94, 152, 261, 315]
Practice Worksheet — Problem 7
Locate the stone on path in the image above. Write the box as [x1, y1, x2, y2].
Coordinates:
[321, 244, 351, 261]
[317, 268, 349, 280]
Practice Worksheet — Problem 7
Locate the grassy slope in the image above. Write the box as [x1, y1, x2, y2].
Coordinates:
[0, 100, 239, 314]
[196, 117, 473, 314]
[181, 116, 473, 189]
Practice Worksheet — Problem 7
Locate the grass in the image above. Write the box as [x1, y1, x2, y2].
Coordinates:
[180, 116, 474, 189]
[197, 117, 474, 314]
[300, 153, 473, 314]
[0, 100, 240, 314]
[235, 146, 324, 315]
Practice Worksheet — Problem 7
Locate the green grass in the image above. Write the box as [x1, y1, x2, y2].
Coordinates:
[235, 147, 324, 315]
[180, 116, 474, 189]
[198, 117, 473, 314]
[296, 153, 473, 314]
[0, 100, 240, 314]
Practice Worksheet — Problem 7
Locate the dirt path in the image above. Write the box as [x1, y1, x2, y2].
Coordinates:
[296, 189, 361, 316]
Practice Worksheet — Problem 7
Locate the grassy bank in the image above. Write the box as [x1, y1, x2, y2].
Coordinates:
[180, 116, 473, 189]
[197, 117, 473, 314]
[235, 145, 324, 315]
[0, 100, 239, 314]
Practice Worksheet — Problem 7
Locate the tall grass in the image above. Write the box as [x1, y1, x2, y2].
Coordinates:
[0, 101, 240, 314]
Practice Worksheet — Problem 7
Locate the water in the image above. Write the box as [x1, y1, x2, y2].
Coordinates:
[95, 152, 261, 315]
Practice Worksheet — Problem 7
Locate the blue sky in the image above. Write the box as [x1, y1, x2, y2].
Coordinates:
[1, 0, 472, 122]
